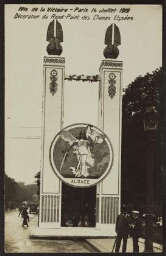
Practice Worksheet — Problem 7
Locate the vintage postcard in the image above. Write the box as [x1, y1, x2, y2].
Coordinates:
[5, 4, 163, 253]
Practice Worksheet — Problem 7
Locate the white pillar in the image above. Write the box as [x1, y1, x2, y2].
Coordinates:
[39, 56, 65, 228]
[97, 59, 123, 234]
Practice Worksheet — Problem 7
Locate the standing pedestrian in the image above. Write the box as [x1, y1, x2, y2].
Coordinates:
[18, 205, 23, 217]
[115, 206, 131, 253]
[130, 210, 142, 252]
[22, 207, 29, 227]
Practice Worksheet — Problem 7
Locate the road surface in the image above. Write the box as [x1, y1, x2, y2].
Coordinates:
[5, 210, 97, 253]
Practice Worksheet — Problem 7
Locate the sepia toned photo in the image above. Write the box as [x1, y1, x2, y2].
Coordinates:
[5, 4, 163, 253]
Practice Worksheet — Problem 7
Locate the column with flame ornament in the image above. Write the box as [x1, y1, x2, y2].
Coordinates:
[39, 19, 65, 228]
[97, 23, 123, 235]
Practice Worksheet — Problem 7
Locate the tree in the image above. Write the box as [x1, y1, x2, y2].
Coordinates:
[34, 171, 40, 196]
[121, 67, 163, 214]
[5, 174, 25, 208]
[5, 173, 38, 209]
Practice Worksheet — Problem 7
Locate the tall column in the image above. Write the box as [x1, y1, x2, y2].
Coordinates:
[97, 59, 123, 232]
[145, 132, 154, 252]
[39, 56, 65, 228]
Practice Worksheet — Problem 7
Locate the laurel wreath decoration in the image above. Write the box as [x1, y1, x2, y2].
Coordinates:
[65, 75, 100, 82]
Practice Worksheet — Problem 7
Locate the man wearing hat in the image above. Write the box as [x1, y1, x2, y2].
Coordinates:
[115, 206, 131, 253]
[130, 210, 142, 252]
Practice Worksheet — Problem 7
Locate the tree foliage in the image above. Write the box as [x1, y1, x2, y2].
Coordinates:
[5, 173, 37, 209]
[121, 67, 163, 214]
[34, 171, 40, 196]
[122, 68, 163, 126]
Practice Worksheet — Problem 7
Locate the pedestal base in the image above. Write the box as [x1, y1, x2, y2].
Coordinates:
[30, 227, 116, 238]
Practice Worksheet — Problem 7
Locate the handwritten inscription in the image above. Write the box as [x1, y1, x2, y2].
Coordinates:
[13, 6, 134, 21]
[14, 13, 40, 19]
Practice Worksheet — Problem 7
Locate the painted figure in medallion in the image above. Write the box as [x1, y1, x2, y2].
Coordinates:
[51, 123, 113, 185]
[59, 126, 104, 177]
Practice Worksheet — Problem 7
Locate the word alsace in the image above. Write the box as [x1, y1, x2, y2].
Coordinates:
[71, 179, 90, 185]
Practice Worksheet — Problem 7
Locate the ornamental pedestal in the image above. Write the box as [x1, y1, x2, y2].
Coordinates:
[96, 60, 123, 234]
[39, 56, 65, 228]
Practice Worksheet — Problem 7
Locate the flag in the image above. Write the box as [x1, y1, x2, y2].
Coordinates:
[46, 20, 63, 42]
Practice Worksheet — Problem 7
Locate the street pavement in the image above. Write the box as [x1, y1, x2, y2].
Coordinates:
[86, 237, 163, 253]
[5, 210, 163, 253]
[5, 210, 95, 253]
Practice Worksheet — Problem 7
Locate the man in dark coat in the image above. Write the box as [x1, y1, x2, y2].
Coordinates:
[130, 210, 142, 252]
[21, 207, 29, 227]
[115, 206, 131, 253]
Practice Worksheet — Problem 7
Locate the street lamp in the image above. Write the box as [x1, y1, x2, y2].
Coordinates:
[143, 106, 158, 252]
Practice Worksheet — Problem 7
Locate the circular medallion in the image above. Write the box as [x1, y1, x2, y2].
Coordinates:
[50, 70, 58, 76]
[50, 124, 113, 187]
[109, 73, 116, 80]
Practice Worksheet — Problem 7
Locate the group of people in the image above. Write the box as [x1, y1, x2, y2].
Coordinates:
[62, 202, 95, 228]
[115, 206, 142, 253]
[18, 206, 29, 227]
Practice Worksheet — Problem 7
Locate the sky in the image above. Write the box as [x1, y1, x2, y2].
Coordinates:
[5, 4, 162, 184]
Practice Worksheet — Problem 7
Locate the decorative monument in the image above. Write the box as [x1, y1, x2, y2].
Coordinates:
[103, 23, 121, 59]
[46, 20, 63, 56]
[31, 22, 122, 237]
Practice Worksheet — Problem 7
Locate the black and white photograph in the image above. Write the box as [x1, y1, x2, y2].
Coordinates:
[4, 4, 163, 253]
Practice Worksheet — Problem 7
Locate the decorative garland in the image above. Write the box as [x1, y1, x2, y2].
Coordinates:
[65, 75, 100, 82]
